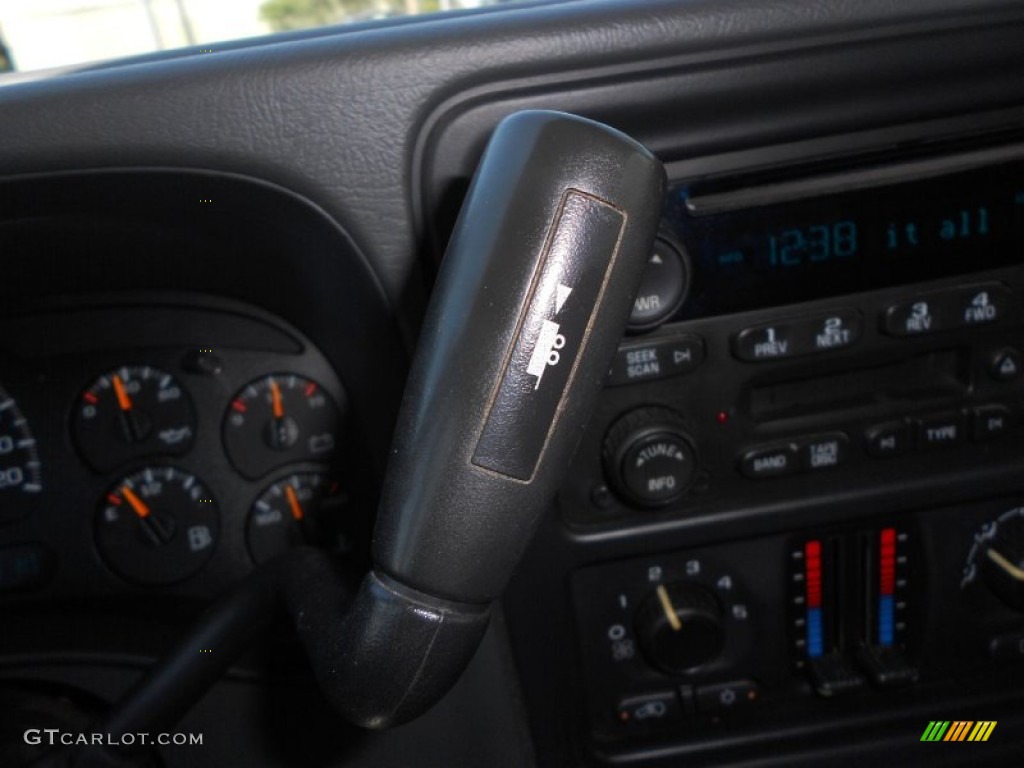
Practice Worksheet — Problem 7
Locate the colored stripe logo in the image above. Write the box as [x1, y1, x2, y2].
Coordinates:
[920, 721, 996, 742]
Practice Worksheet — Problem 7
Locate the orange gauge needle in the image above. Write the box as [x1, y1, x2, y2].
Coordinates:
[121, 487, 151, 519]
[270, 379, 284, 419]
[112, 374, 133, 411]
[285, 484, 304, 521]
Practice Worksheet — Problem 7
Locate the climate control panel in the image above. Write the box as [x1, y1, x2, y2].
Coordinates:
[572, 498, 1024, 757]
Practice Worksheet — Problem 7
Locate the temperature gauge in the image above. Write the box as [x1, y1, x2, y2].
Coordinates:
[96, 467, 219, 585]
[246, 471, 348, 564]
[223, 374, 341, 479]
[73, 366, 195, 472]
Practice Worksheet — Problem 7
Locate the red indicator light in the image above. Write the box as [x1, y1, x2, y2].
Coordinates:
[804, 540, 822, 608]
[106, 493, 122, 506]
[879, 527, 897, 595]
[83, 392, 99, 404]
[231, 400, 247, 413]
[715, 410, 729, 425]
[304, 382, 318, 397]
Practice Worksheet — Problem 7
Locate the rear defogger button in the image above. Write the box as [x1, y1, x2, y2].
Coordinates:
[473, 190, 626, 481]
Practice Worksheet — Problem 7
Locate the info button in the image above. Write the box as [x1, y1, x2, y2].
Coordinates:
[608, 336, 705, 386]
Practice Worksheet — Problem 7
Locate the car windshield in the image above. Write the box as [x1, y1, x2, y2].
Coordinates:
[0, 0, 528, 76]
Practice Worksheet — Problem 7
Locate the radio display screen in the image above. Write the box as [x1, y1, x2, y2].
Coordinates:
[665, 158, 1024, 320]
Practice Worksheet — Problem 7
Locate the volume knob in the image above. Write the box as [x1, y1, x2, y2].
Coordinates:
[603, 407, 697, 507]
[635, 582, 724, 674]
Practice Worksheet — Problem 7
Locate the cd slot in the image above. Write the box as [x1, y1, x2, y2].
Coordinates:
[685, 142, 1024, 216]
[749, 349, 968, 421]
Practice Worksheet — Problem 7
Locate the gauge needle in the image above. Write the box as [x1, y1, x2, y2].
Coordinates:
[285, 484, 304, 521]
[112, 374, 133, 411]
[270, 379, 284, 419]
[121, 486, 150, 519]
[656, 584, 682, 631]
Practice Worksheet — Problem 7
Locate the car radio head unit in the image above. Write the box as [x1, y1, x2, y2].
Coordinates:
[662, 145, 1024, 322]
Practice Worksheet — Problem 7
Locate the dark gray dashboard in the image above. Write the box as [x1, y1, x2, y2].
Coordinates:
[2, 0, 1024, 766]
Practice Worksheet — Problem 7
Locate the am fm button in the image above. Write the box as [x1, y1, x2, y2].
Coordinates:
[739, 444, 798, 479]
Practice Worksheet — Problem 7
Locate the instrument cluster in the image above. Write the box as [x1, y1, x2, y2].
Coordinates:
[0, 298, 363, 599]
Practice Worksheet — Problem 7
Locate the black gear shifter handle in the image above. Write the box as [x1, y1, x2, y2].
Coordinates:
[74, 112, 664, 764]
[377, 110, 664, 601]
[305, 110, 665, 726]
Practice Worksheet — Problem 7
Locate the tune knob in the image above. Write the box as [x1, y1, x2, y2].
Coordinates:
[603, 407, 697, 507]
[635, 582, 724, 674]
[980, 510, 1024, 612]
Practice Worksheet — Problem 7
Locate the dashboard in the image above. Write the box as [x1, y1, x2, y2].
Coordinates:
[2, 1, 1024, 766]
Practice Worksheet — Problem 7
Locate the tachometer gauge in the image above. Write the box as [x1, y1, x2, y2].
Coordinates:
[223, 374, 340, 479]
[246, 471, 349, 564]
[73, 366, 196, 473]
[96, 467, 219, 585]
[0, 384, 42, 521]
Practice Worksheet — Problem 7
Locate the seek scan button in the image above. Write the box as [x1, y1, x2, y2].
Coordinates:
[608, 336, 704, 386]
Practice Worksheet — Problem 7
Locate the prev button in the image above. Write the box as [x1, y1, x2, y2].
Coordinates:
[733, 310, 861, 362]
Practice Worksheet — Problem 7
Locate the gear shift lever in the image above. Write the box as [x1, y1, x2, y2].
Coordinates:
[66, 110, 663, 765]
[321, 110, 665, 726]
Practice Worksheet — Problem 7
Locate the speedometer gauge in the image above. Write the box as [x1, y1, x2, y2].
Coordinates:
[0, 384, 42, 521]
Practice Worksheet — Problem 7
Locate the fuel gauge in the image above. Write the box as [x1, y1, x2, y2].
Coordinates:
[96, 467, 219, 585]
[246, 471, 349, 563]
[223, 374, 340, 479]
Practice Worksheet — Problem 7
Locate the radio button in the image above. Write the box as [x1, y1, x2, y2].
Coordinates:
[608, 336, 704, 386]
[916, 412, 966, 449]
[865, 422, 910, 458]
[972, 405, 1013, 441]
[989, 348, 1023, 382]
[734, 310, 860, 362]
[799, 433, 850, 471]
[883, 283, 1012, 337]
[734, 324, 796, 361]
[955, 285, 1013, 328]
[628, 239, 689, 330]
[806, 311, 861, 353]
[739, 444, 798, 479]
[883, 297, 949, 337]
